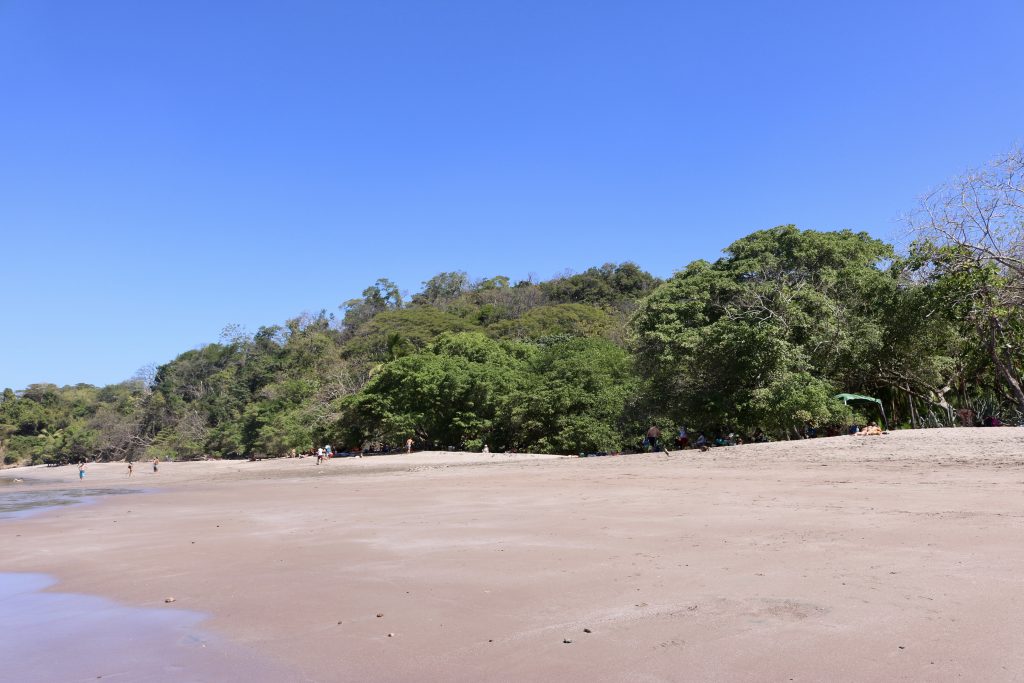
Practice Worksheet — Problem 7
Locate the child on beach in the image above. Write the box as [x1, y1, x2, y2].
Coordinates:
[79, 463, 86, 480]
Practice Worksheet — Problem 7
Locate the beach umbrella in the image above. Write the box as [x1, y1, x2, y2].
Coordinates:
[834, 393, 889, 430]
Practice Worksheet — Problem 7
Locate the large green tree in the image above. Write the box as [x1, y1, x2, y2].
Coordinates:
[630, 226, 890, 436]
[339, 332, 529, 450]
[506, 337, 639, 453]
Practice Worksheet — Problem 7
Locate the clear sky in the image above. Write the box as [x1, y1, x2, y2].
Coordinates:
[1, 0, 1022, 390]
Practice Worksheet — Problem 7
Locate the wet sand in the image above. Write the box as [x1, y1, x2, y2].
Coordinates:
[0, 486, 140, 520]
[0, 572, 295, 683]
[2, 431, 1023, 681]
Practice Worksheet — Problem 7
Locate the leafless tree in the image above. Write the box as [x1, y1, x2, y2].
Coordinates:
[306, 366, 360, 429]
[90, 407, 148, 461]
[130, 363, 158, 390]
[906, 146, 1024, 407]
[908, 146, 1024, 281]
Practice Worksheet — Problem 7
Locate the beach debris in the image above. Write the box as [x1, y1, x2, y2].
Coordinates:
[164, 597, 176, 603]
[388, 632, 395, 637]
[583, 628, 592, 634]
[563, 639, 573, 644]
[377, 613, 384, 618]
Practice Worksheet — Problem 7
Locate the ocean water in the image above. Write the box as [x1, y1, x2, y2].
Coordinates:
[0, 487, 297, 681]
[0, 573, 294, 682]
[0, 486, 139, 519]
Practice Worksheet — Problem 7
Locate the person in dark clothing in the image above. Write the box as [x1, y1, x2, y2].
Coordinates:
[645, 425, 662, 452]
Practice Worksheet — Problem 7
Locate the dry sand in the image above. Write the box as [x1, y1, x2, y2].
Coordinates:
[2, 429, 1023, 681]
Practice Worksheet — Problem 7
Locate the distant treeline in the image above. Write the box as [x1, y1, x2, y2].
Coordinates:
[3, 149, 1022, 464]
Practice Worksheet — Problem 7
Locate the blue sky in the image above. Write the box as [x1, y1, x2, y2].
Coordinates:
[1, 0, 1022, 390]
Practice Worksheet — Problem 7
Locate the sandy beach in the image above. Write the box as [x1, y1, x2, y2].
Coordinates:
[2, 429, 1024, 681]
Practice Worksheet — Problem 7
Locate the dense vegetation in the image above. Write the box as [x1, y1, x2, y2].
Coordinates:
[3, 150, 1022, 464]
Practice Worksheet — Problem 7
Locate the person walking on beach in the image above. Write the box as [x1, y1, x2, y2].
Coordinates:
[126, 461, 133, 477]
[646, 425, 661, 452]
[153, 457, 159, 473]
[406, 437, 413, 454]
[78, 462, 86, 480]
[316, 447, 324, 465]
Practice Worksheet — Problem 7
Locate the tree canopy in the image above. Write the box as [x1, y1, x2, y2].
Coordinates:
[4, 150, 1023, 464]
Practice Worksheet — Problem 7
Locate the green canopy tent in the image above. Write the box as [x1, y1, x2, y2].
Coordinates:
[834, 393, 889, 430]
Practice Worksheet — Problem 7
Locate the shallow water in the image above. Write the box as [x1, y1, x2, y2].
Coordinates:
[0, 573, 293, 682]
[0, 487, 140, 519]
[0, 489, 297, 680]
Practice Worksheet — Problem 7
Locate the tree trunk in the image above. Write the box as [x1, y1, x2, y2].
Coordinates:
[986, 317, 1024, 409]
[906, 385, 917, 428]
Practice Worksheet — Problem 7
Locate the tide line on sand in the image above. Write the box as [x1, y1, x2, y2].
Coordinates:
[0, 572, 292, 682]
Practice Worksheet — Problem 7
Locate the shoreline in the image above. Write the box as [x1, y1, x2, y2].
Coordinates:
[2, 430, 1023, 681]
[0, 571, 296, 683]
[0, 450, 567, 487]
[0, 486, 144, 520]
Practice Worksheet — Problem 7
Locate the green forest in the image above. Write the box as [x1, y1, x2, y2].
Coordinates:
[3, 150, 1022, 465]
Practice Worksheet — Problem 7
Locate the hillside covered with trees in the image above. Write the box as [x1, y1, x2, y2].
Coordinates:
[3, 150, 1022, 464]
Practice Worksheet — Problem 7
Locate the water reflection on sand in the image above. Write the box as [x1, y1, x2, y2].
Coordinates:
[0, 486, 139, 519]
[0, 573, 293, 682]
[0, 487, 296, 681]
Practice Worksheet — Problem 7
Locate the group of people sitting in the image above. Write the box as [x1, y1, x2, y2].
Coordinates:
[645, 420, 889, 452]
[803, 422, 885, 438]
[642, 426, 770, 453]
[956, 409, 1016, 427]
[850, 422, 884, 436]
